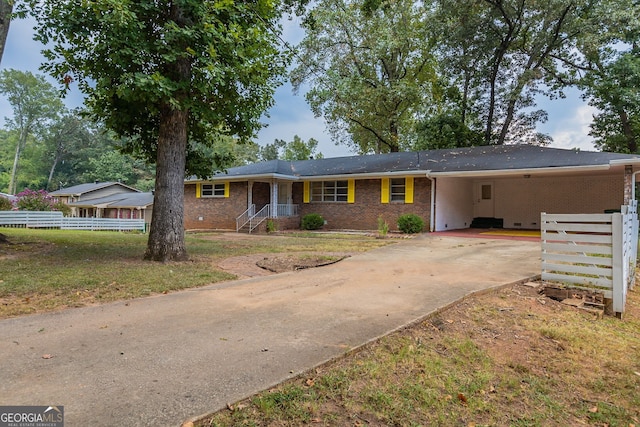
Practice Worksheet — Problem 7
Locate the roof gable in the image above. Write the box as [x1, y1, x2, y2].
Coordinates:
[67, 192, 153, 208]
[50, 182, 141, 196]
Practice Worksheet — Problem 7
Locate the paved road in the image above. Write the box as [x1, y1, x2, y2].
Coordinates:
[0, 235, 540, 426]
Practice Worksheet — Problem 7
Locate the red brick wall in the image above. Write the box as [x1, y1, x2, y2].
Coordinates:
[295, 178, 431, 231]
[184, 178, 431, 232]
[184, 182, 248, 230]
[252, 182, 271, 209]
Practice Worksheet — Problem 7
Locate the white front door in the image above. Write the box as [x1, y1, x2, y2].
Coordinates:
[278, 183, 290, 205]
[276, 183, 292, 216]
[474, 182, 494, 217]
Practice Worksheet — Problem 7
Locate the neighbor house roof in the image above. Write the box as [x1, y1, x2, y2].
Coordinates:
[67, 192, 153, 209]
[50, 181, 140, 197]
[186, 145, 640, 182]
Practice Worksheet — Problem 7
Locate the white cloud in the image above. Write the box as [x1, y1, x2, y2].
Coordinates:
[545, 104, 598, 151]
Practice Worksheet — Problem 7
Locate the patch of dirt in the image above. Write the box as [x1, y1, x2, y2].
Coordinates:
[256, 254, 349, 273]
[217, 252, 352, 278]
[0, 237, 55, 261]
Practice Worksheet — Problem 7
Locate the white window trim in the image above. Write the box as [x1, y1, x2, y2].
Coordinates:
[390, 178, 406, 202]
[310, 180, 349, 202]
[201, 183, 226, 198]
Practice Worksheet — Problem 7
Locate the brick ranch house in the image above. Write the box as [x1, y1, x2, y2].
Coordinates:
[184, 145, 640, 233]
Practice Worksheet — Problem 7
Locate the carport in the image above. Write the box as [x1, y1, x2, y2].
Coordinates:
[428, 162, 637, 232]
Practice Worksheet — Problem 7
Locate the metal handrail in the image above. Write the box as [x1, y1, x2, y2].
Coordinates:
[236, 204, 255, 232]
[249, 205, 270, 233]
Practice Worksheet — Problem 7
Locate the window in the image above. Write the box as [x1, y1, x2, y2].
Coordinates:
[481, 184, 492, 200]
[201, 183, 226, 197]
[381, 177, 414, 204]
[310, 181, 349, 202]
[390, 178, 406, 202]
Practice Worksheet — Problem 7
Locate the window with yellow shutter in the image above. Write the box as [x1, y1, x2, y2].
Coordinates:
[390, 178, 405, 202]
[201, 183, 227, 197]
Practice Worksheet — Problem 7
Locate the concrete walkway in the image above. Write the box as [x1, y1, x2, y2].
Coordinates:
[0, 235, 540, 426]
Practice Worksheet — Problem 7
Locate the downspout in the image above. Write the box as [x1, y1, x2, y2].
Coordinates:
[426, 171, 435, 232]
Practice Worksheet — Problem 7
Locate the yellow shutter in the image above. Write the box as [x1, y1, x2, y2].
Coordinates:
[303, 182, 310, 203]
[381, 178, 389, 204]
[405, 177, 414, 204]
[196, 183, 201, 198]
[347, 179, 355, 203]
[224, 182, 230, 198]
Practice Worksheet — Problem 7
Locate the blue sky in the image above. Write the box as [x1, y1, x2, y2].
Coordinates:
[0, 15, 597, 159]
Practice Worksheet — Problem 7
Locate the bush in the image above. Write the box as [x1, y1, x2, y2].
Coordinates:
[301, 213, 325, 230]
[0, 196, 13, 211]
[397, 213, 425, 234]
[52, 201, 72, 216]
[377, 215, 389, 236]
[15, 189, 56, 211]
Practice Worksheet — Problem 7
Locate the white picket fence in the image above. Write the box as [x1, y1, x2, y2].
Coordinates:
[541, 201, 638, 317]
[0, 211, 146, 232]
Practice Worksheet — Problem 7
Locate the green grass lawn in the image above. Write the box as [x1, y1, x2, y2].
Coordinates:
[0, 228, 390, 317]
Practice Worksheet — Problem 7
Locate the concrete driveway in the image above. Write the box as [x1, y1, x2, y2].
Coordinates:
[0, 234, 540, 426]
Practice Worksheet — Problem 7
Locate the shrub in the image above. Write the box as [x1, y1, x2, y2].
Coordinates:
[0, 196, 13, 211]
[266, 219, 277, 233]
[377, 215, 389, 236]
[52, 201, 72, 216]
[301, 213, 324, 230]
[15, 189, 56, 211]
[397, 213, 425, 234]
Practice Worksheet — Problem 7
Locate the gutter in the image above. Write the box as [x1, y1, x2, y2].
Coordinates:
[608, 158, 640, 166]
[428, 164, 612, 177]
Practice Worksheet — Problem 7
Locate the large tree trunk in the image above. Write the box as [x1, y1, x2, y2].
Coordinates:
[144, 103, 189, 262]
[144, 0, 191, 262]
[0, 0, 12, 65]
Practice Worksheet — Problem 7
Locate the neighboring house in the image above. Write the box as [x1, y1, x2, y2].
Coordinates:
[184, 145, 640, 232]
[50, 182, 154, 224]
[0, 192, 16, 202]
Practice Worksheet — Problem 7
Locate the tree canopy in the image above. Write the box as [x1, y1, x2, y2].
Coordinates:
[259, 135, 324, 160]
[566, 0, 640, 153]
[0, 69, 64, 194]
[291, 0, 438, 154]
[21, 0, 293, 261]
[292, 0, 639, 151]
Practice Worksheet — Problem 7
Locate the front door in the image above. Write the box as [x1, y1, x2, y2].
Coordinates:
[474, 182, 494, 218]
[277, 183, 292, 216]
[278, 183, 290, 205]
